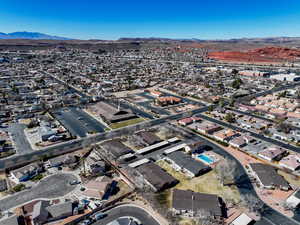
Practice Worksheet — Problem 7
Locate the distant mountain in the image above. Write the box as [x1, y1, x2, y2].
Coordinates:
[119, 36, 300, 44]
[0, 31, 71, 40]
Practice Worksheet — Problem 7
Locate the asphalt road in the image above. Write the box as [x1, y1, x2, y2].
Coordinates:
[94, 205, 160, 225]
[0, 173, 78, 211]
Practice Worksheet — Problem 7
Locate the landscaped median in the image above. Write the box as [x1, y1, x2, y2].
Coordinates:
[110, 117, 145, 129]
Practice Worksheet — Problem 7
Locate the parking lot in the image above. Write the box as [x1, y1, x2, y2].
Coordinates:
[52, 108, 107, 138]
[9, 124, 33, 155]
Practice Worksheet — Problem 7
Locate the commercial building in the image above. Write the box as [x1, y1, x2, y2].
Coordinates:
[95, 102, 136, 123]
[270, 73, 300, 82]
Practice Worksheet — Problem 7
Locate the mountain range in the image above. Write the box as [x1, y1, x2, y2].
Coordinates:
[0, 31, 71, 40]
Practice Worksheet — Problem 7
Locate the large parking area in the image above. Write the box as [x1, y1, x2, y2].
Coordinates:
[52, 107, 107, 138]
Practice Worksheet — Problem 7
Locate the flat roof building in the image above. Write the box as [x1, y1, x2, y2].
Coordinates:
[137, 162, 178, 192]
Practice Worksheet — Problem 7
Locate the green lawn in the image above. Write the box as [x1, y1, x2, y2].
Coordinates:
[110, 117, 145, 129]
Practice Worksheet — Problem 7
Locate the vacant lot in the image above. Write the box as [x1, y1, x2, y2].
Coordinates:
[110, 117, 145, 129]
[278, 170, 300, 188]
[156, 160, 241, 204]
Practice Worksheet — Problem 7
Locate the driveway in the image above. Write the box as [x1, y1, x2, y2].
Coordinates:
[0, 173, 78, 211]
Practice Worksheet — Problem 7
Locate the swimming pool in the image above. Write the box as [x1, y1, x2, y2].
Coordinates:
[197, 154, 215, 164]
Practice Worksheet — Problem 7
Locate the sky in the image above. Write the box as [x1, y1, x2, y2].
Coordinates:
[1, 0, 300, 40]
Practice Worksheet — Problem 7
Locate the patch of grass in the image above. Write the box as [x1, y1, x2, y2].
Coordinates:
[110, 117, 145, 129]
[156, 189, 171, 207]
[12, 183, 26, 192]
[278, 170, 300, 187]
[156, 160, 241, 204]
[0, 150, 15, 159]
[179, 218, 197, 225]
[31, 174, 44, 182]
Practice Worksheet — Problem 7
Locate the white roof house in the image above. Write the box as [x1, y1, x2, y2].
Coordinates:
[230, 213, 253, 225]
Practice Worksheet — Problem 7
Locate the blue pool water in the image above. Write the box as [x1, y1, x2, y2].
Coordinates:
[197, 154, 214, 164]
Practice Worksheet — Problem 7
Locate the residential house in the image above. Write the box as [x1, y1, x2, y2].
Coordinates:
[137, 131, 161, 145]
[178, 117, 201, 126]
[279, 154, 300, 171]
[165, 151, 210, 177]
[196, 122, 222, 135]
[84, 153, 107, 176]
[137, 162, 178, 192]
[46, 202, 74, 223]
[32, 200, 50, 225]
[230, 213, 254, 225]
[172, 189, 223, 218]
[213, 129, 240, 143]
[258, 147, 287, 161]
[249, 163, 289, 190]
[101, 140, 134, 159]
[229, 136, 247, 148]
[10, 163, 43, 183]
[46, 154, 77, 168]
[82, 177, 112, 200]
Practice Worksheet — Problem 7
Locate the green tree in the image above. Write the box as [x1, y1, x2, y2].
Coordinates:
[224, 113, 235, 123]
[208, 105, 214, 112]
[232, 68, 239, 76]
[231, 78, 243, 89]
[229, 98, 235, 107]
[218, 98, 225, 108]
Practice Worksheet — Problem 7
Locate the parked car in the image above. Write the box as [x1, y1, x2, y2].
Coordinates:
[93, 212, 107, 221]
[79, 219, 92, 225]
[69, 180, 81, 185]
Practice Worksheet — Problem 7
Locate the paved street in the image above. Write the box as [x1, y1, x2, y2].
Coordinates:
[94, 205, 161, 225]
[0, 173, 78, 211]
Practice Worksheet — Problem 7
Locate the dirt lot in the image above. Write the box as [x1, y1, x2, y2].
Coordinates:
[278, 170, 300, 188]
[110, 117, 145, 129]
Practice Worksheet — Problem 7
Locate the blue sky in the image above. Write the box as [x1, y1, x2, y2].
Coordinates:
[1, 0, 300, 40]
